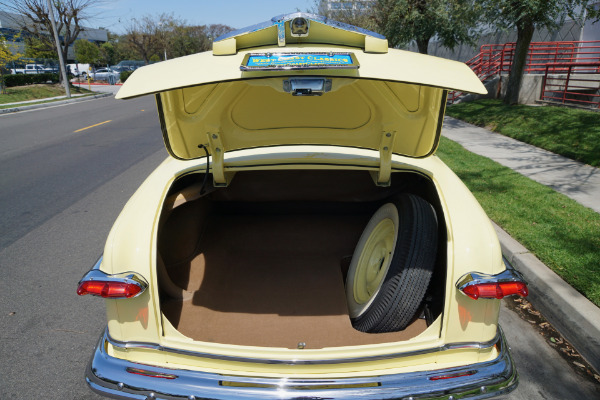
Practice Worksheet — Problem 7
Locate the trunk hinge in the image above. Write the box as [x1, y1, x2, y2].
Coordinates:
[206, 132, 232, 187]
[372, 130, 396, 187]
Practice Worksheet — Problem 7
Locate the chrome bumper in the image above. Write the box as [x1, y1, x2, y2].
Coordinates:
[86, 329, 518, 400]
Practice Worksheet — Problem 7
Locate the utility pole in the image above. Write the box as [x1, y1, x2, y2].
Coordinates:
[46, 0, 71, 98]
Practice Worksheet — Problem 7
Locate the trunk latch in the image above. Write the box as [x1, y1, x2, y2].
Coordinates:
[283, 78, 332, 96]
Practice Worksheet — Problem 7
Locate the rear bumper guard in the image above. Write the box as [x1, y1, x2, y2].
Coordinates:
[86, 329, 518, 400]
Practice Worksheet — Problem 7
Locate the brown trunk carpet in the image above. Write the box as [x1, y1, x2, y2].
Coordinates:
[162, 213, 428, 349]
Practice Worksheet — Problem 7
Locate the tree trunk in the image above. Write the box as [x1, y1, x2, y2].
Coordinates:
[504, 20, 535, 105]
[416, 38, 429, 55]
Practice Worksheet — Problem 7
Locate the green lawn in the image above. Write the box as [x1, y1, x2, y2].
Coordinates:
[446, 99, 600, 167]
[0, 83, 93, 105]
[436, 136, 600, 307]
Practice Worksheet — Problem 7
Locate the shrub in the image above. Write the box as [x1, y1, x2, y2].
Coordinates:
[3, 73, 28, 87]
[120, 70, 133, 83]
[3, 73, 59, 87]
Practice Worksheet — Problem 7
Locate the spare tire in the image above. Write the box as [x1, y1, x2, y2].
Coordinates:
[346, 194, 438, 333]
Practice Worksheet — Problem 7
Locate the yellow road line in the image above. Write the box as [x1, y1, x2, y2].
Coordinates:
[74, 120, 112, 133]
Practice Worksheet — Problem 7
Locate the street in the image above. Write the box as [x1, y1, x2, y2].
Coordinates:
[0, 95, 598, 399]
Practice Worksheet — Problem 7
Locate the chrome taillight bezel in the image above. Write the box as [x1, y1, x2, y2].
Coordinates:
[456, 258, 528, 300]
[77, 256, 148, 299]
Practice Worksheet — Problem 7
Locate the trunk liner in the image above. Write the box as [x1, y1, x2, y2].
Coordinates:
[162, 212, 428, 349]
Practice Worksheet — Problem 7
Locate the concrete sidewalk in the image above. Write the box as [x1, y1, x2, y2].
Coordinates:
[80, 83, 122, 94]
[442, 116, 600, 374]
[442, 116, 600, 213]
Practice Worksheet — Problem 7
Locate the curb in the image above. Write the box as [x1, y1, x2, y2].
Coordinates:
[493, 221, 600, 374]
[0, 92, 113, 114]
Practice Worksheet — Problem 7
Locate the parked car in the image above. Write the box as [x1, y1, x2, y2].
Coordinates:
[10, 63, 56, 74]
[67, 63, 91, 78]
[110, 65, 133, 73]
[78, 13, 528, 400]
[91, 68, 119, 83]
[115, 59, 145, 70]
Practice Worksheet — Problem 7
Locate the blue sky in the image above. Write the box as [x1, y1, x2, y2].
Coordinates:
[93, 0, 315, 33]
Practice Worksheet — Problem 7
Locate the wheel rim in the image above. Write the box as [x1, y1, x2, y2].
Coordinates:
[352, 218, 395, 309]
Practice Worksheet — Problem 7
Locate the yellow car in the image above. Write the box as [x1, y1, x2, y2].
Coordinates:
[78, 13, 528, 400]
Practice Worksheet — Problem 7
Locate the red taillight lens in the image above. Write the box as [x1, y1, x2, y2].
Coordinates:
[77, 281, 142, 298]
[462, 281, 528, 300]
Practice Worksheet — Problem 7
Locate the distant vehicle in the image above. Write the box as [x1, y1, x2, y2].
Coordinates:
[109, 65, 133, 73]
[67, 63, 91, 78]
[10, 64, 56, 74]
[91, 68, 119, 83]
[115, 60, 145, 70]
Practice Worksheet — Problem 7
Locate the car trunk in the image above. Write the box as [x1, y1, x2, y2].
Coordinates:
[157, 169, 446, 350]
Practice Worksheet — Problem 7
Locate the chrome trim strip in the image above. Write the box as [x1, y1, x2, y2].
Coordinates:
[105, 329, 501, 366]
[214, 12, 385, 43]
[86, 329, 517, 400]
[78, 256, 149, 299]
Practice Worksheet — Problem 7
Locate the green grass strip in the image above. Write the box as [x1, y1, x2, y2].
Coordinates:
[437, 136, 600, 307]
[0, 83, 93, 105]
[446, 99, 600, 167]
[0, 93, 97, 110]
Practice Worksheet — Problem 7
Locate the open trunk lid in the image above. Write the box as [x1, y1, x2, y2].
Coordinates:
[116, 13, 486, 182]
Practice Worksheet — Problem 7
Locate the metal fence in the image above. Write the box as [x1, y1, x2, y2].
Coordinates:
[449, 40, 600, 108]
[540, 62, 600, 108]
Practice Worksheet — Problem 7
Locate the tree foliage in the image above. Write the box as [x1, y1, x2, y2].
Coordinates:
[73, 39, 99, 64]
[310, 0, 378, 31]
[24, 36, 57, 59]
[311, 0, 483, 55]
[123, 14, 234, 63]
[483, 0, 600, 105]
[0, 0, 99, 81]
[98, 41, 116, 65]
[124, 13, 177, 63]
[99, 32, 138, 66]
[375, 0, 483, 54]
[0, 33, 24, 93]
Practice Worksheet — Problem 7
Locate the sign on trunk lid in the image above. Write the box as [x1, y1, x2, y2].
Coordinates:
[241, 52, 359, 71]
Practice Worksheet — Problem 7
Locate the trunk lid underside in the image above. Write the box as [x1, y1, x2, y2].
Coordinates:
[116, 14, 485, 164]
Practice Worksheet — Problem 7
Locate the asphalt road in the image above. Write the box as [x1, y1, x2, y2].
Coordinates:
[0, 95, 598, 399]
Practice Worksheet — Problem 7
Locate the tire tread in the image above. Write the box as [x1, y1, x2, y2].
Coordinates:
[352, 194, 438, 333]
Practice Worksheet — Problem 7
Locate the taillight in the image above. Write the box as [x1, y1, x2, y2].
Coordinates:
[77, 256, 148, 299]
[461, 281, 528, 300]
[77, 281, 142, 298]
[456, 267, 528, 300]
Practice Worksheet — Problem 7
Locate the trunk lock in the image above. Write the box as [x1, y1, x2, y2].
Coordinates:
[283, 78, 332, 96]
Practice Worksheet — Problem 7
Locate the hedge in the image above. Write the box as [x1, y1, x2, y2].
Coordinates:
[120, 70, 133, 83]
[3, 73, 60, 87]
